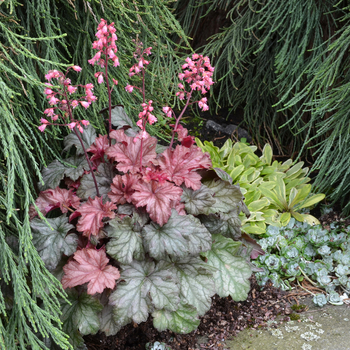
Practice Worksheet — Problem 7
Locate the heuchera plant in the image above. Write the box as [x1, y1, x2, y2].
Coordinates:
[31, 19, 256, 349]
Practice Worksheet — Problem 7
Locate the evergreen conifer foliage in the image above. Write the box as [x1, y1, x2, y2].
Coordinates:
[0, 0, 190, 348]
[174, 0, 350, 214]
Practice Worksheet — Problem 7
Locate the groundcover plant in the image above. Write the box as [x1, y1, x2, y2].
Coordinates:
[254, 218, 350, 306]
[30, 19, 253, 349]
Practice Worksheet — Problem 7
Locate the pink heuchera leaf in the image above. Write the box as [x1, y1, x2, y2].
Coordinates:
[105, 129, 157, 173]
[61, 248, 120, 294]
[131, 180, 183, 226]
[171, 199, 186, 216]
[30, 187, 80, 219]
[154, 145, 211, 190]
[108, 173, 140, 204]
[87, 135, 109, 167]
[75, 197, 117, 236]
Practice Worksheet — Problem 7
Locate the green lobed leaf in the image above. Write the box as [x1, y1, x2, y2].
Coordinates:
[106, 216, 145, 264]
[64, 156, 90, 181]
[63, 125, 97, 155]
[31, 215, 78, 271]
[77, 163, 115, 200]
[142, 210, 212, 260]
[172, 257, 215, 316]
[109, 260, 179, 326]
[99, 303, 121, 337]
[152, 303, 200, 334]
[202, 234, 251, 301]
[39, 160, 66, 190]
[181, 184, 216, 216]
[204, 178, 244, 214]
[39, 156, 89, 190]
[60, 289, 103, 341]
[111, 106, 134, 129]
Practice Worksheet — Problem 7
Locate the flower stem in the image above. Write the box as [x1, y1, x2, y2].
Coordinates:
[64, 88, 100, 197]
[105, 51, 113, 146]
[169, 92, 192, 149]
[73, 127, 100, 197]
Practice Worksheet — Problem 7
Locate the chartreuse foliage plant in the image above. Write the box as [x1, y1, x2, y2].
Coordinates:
[30, 20, 253, 348]
[254, 217, 350, 307]
[196, 139, 325, 234]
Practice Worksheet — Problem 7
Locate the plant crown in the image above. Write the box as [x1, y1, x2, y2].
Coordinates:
[31, 19, 255, 348]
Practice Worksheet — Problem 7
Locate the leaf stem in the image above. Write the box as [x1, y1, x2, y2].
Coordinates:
[298, 266, 317, 286]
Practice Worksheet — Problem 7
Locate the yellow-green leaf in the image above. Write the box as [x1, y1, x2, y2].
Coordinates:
[296, 193, 325, 210]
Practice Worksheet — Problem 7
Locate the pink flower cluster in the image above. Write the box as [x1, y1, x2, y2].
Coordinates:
[176, 54, 214, 111]
[88, 19, 119, 68]
[128, 45, 152, 77]
[137, 100, 157, 130]
[39, 67, 94, 132]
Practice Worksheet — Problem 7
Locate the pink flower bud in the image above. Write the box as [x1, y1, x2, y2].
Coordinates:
[81, 120, 90, 126]
[80, 101, 90, 109]
[78, 125, 84, 133]
[112, 78, 118, 85]
[136, 119, 144, 129]
[44, 108, 55, 116]
[148, 114, 157, 125]
[72, 66, 82, 72]
[51, 115, 58, 121]
[67, 86, 77, 94]
[68, 122, 76, 130]
[71, 100, 79, 109]
[97, 74, 104, 84]
[38, 124, 47, 132]
[40, 118, 49, 124]
[125, 85, 134, 93]
[49, 96, 59, 105]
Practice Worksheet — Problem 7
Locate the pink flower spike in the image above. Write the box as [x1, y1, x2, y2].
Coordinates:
[81, 120, 90, 126]
[71, 100, 79, 109]
[68, 122, 76, 130]
[38, 124, 47, 132]
[40, 118, 49, 124]
[80, 101, 90, 109]
[125, 85, 134, 93]
[178, 83, 184, 89]
[72, 65, 82, 72]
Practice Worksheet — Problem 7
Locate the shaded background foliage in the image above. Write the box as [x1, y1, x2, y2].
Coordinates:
[174, 0, 350, 213]
[1, 0, 350, 348]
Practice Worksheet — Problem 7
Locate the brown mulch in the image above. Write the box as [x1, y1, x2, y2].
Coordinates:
[84, 275, 302, 350]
